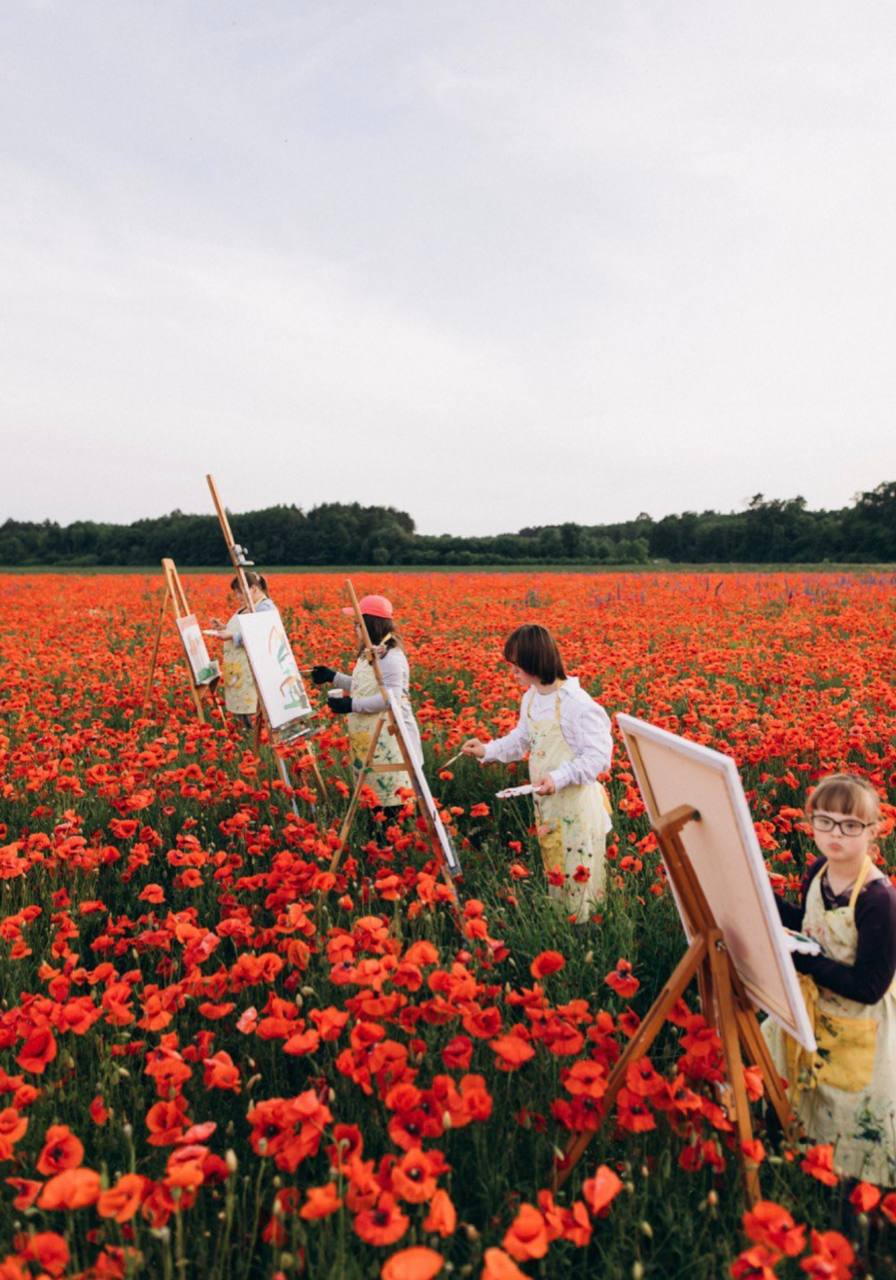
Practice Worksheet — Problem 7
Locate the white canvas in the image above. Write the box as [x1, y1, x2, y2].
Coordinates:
[385, 689, 461, 876]
[238, 607, 313, 730]
[617, 714, 816, 1053]
[176, 613, 219, 686]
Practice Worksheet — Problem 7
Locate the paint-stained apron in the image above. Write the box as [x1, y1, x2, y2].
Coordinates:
[528, 690, 611, 924]
[347, 657, 413, 808]
[222, 611, 258, 716]
[762, 856, 896, 1184]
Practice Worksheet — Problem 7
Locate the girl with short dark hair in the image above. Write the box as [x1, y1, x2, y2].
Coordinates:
[463, 623, 613, 922]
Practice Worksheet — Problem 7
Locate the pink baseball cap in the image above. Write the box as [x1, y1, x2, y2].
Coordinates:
[343, 593, 393, 619]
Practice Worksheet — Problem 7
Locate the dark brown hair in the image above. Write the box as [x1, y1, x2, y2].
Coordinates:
[358, 614, 403, 655]
[230, 572, 268, 594]
[806, 773, 881, 823]
[503, 624, 566, 684]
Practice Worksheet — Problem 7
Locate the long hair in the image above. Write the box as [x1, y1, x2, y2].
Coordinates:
[357, 613, 403, 657]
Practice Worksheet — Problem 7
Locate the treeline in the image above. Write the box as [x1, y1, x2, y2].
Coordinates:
[2, 482, 894, 567]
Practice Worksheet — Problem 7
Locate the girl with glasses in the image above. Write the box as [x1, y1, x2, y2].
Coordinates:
[763, 773, 896, 1185]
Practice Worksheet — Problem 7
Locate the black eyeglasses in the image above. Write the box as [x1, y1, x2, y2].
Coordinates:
[810, 813, 875, 838]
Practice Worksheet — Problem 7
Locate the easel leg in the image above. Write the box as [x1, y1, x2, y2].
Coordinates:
[329, 714, 387, 874]
[143, 592, 168, 709]
[188, 679, 206, 724]
[274, 752, 300, 818]
[303, 739, 329, 799]
[735, 1005, 797, 1138]
[555, 936, 708, 1191]
[708, 938, 760, 1206]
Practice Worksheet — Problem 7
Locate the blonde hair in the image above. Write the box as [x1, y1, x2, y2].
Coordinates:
[806, 773, 881, 823]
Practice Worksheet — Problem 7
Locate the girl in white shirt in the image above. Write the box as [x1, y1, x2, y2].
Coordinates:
[463, 624, 613, 923]
[311, 594, 423, 810]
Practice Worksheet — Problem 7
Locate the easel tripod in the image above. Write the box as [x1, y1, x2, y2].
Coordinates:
[555, 799, 797, 1207]
[205, 473, 328, 810]
[144, 558, 222, 724]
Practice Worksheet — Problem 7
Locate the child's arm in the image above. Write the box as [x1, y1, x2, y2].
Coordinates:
[548, 697, 612, 791]
[793, 880, 896, 1003]
[464, 695, 532, 764]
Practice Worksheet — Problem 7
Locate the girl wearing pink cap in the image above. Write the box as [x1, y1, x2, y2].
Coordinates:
[311, 594, 423, 809]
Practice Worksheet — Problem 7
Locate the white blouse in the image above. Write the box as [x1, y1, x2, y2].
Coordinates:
[333, 646, 423, 765]
[481, 677, 613, 791]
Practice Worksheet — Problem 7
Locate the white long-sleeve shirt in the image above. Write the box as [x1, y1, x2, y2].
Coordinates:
[482, 677, 612, 791]
[334, 646, 423, 764]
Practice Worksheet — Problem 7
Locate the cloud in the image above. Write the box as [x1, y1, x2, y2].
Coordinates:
[1, 1, 895, 535]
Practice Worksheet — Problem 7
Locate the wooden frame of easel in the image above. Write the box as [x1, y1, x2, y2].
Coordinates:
[205, 473, 328, 809]
[328, 579, 460, 899]
[144, 557, 221, 724]
[554, 771, 797, 1207]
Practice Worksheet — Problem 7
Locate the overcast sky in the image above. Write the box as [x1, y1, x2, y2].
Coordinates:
[2, 1, 895, 536]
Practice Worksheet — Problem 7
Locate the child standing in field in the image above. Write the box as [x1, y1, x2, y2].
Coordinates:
[462, 624, 613, 923]
[208, 573, 276, 723]
[311, 594, 423, 810]
[763, 773, 896, 1185]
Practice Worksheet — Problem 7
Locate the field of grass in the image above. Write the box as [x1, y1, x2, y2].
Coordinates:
[0, 571, 893, 1278]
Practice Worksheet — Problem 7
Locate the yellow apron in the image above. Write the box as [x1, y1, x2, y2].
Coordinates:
[347, 656, 413, 808]
[762, 856, 896, 1184]
[527, 688, 611, 924]
[221, 611, 258, 716]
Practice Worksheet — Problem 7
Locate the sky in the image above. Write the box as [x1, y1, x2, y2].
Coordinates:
[2, 1, 895, 536]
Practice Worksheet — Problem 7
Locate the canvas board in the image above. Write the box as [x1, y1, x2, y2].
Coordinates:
[385, 689, 461, 877]
[617, 713, 815, 1052]
[176, 614, 220, 686]
[238, 607, 313, 730]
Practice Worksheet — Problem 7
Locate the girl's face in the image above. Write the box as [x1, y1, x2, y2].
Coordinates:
[510, 663, 539, 690]
[810, 807, 877, 868]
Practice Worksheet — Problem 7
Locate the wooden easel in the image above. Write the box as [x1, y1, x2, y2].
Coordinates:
[328, 580, 460, 900]
[554, 795, 797, 1207]
[205, 474, 328, 808]
[144, 558, 221, 724]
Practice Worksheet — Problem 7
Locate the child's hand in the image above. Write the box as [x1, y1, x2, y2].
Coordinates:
[462, 739, 487, 760]
[534, 776, 557, 796]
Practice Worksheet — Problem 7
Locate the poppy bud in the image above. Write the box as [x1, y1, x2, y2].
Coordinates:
[225, 1149, 238, 1173]
[639, 1221, 653, 1239]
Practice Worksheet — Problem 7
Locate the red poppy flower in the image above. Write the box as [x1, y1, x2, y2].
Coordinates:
[380, 1246, 444, 1280]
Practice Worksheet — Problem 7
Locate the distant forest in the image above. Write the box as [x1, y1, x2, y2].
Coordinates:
[2, 481, 894, 567]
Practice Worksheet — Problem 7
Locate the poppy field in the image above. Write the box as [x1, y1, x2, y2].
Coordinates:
[0, 570, 894, 1280]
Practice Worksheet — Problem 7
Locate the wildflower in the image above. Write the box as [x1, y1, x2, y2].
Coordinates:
[481, 1248, 529, 1279]
[299, 1183, 342, 1220]
[380, 1246, 444, 1280]
[502, 1203, 549, 1261]
[530, 951, 565, 979]
[423, 1188, 457, 1237]
[801, 1145, 838, 1187]
[97, 1173, 147, 1223]
[605, 960, 639, 999]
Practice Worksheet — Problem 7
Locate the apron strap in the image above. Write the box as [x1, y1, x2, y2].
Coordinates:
[847, 855, 874, 912]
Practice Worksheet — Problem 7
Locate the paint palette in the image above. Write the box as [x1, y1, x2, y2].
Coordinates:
[495, 784, 535, 799]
